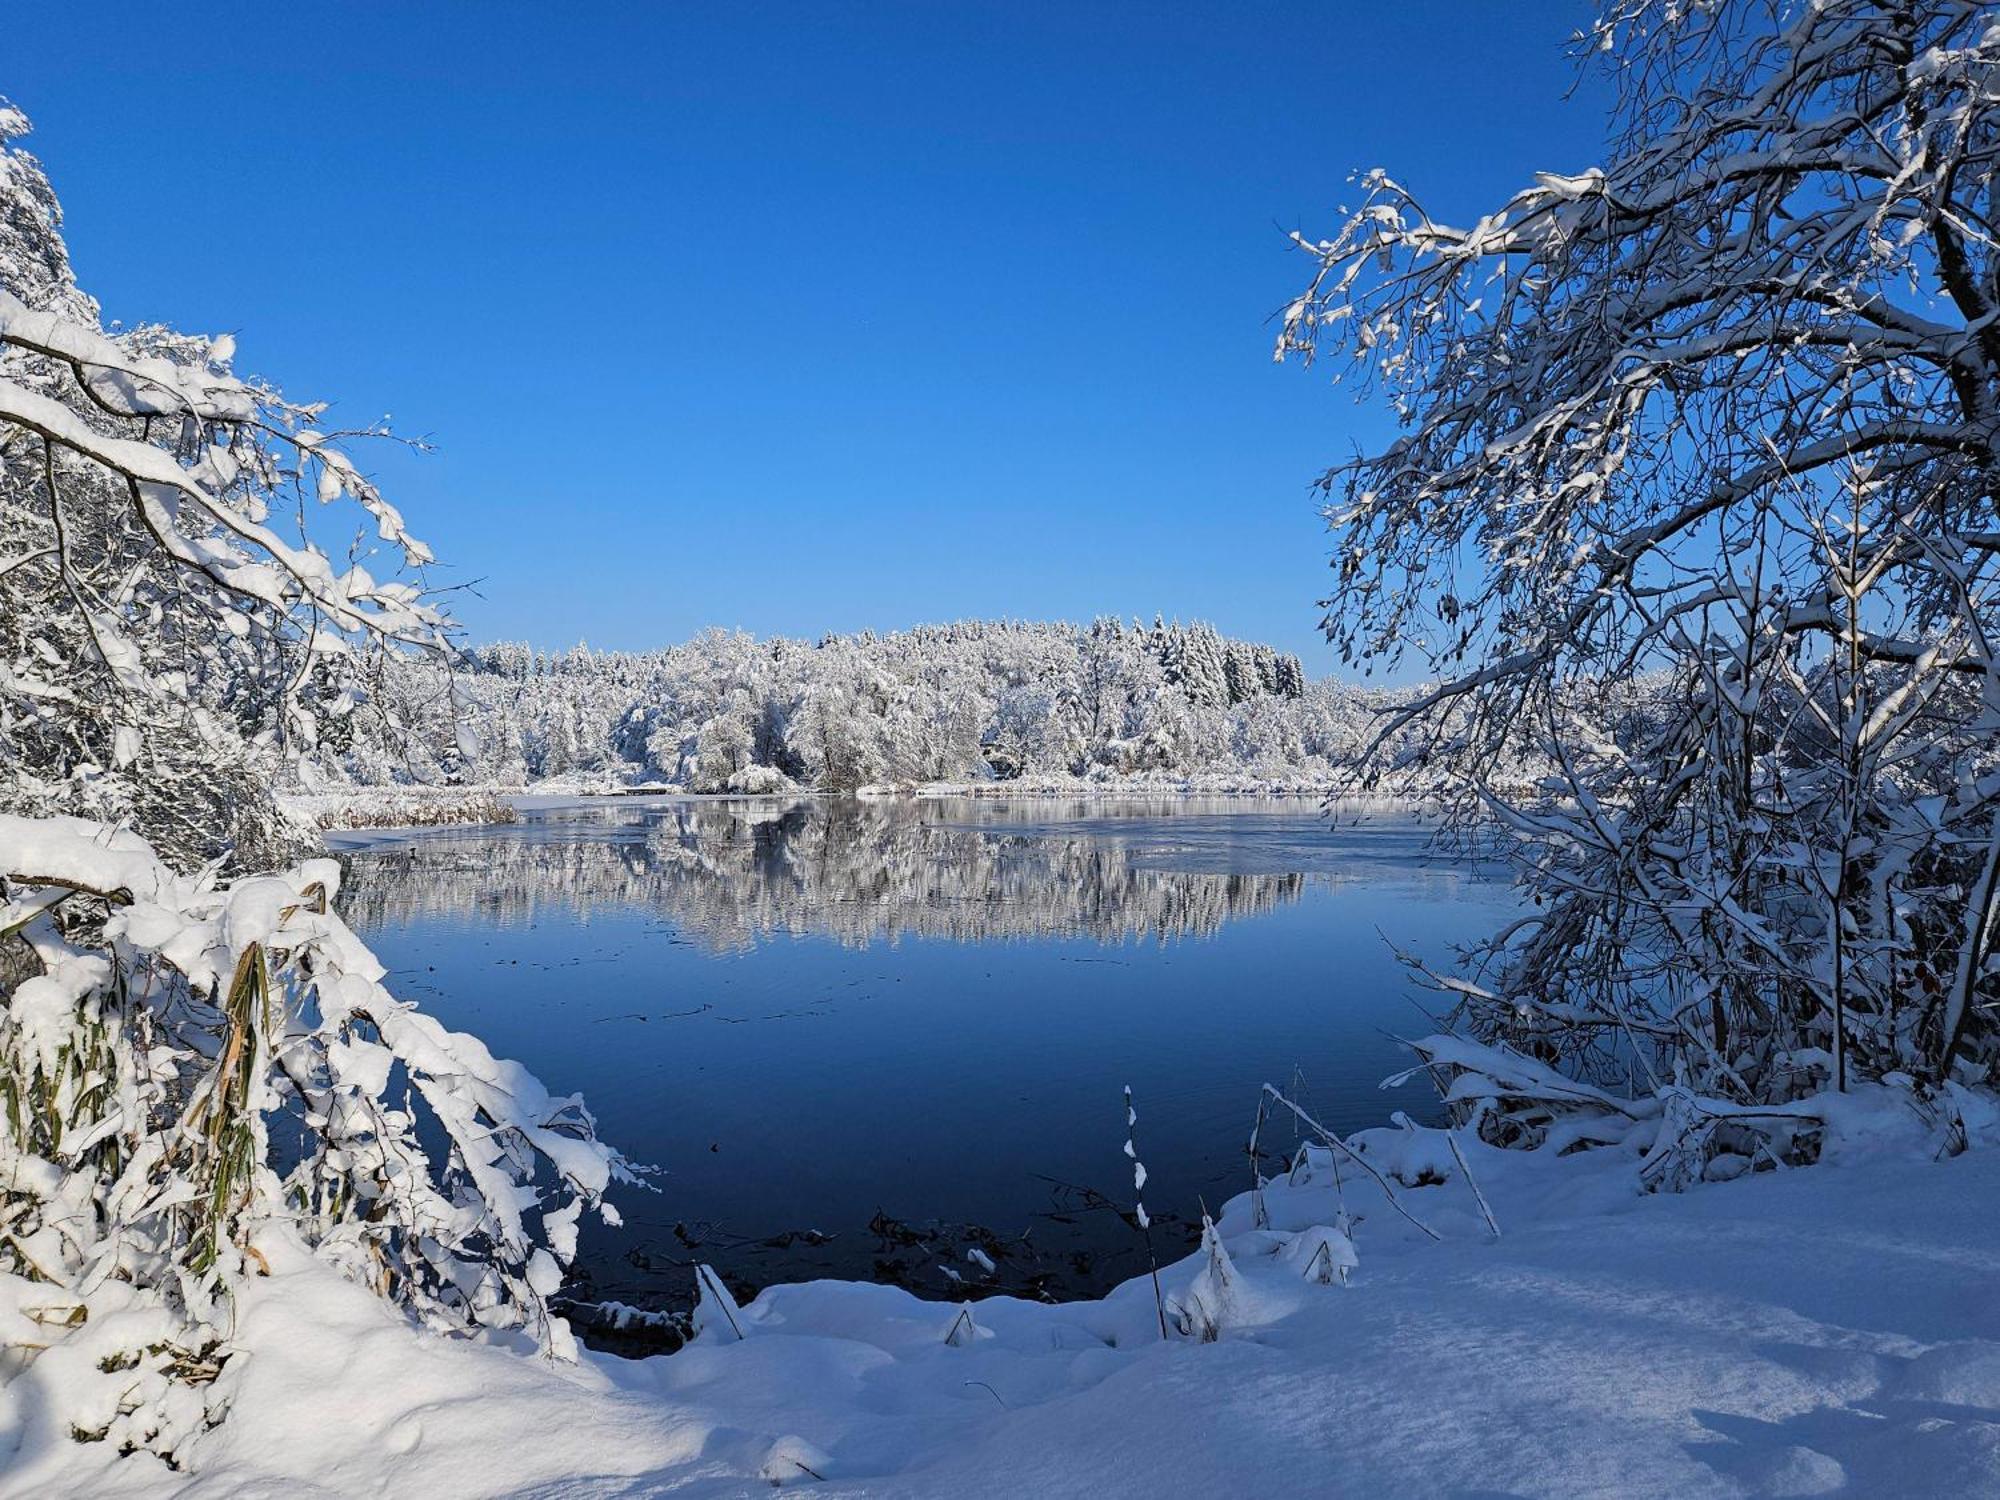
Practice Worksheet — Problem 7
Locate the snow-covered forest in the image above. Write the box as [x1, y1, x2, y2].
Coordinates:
[5, 1, 2000, 1495]
[321, 621, 1388, 794]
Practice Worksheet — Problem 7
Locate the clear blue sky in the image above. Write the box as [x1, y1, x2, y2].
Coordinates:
[8, 2, 1603, 671]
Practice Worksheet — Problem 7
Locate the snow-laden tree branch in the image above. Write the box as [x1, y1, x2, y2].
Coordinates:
[1280, 0, 2000, 1118]
[0, 100, 450, 872]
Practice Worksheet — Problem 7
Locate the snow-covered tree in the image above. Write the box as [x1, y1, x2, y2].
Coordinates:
[785, 672, 885, 792]
[1279, 0, 2000, 1127]
[0, 101, 635, 1465]
[0, 103, 449, 872]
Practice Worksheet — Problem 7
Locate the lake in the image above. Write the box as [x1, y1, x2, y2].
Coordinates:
[335, 795, 1515, 1333]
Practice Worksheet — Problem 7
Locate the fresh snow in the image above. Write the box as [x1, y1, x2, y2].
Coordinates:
[6, 1102, 1995, 1497]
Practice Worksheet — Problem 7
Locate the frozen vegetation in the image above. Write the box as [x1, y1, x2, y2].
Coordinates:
[291, 785, 522, 833]
[5, 0, 2000, 1495]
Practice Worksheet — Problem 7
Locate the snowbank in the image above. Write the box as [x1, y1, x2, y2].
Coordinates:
[8, 1103, 1996, 1498]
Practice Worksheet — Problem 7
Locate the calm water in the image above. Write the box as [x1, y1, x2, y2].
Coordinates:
[336, 796, 1514, 1326]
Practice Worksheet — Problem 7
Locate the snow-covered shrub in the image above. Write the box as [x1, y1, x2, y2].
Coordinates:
[1172, 1215, 1241, 1342]
[1395, 1030, 1996, 1191]
[1279, 0, 2000, 1123]
[0, 816, 638, 1464]
[723, 763, 793, 795]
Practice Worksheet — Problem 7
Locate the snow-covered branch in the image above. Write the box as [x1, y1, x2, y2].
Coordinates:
[1280, 0, 2000, 1109]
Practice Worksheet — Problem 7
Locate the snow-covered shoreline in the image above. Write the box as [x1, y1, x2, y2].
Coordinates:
[11, 1087, 1995, 1498]
[291, 779, 1427, 843]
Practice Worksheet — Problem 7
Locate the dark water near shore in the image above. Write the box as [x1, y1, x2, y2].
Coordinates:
[336, 796, 1514, 1327]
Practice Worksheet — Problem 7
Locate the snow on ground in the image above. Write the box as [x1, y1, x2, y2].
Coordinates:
[7, 1106, 1996, 1498]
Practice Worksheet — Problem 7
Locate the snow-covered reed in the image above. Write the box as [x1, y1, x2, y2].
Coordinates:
[288, 786, 520, 832]
[1121, 1085, 1168, 1340]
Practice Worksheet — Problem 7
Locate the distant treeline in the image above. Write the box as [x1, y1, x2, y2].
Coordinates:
[317, 618, 1421, 792]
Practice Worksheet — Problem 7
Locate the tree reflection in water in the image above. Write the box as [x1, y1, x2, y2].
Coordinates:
[338, 796, 1336, 950]
[335, 797, 1499, 1345]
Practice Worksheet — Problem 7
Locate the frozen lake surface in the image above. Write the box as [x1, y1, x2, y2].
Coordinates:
[337, 796, 1515, 1323]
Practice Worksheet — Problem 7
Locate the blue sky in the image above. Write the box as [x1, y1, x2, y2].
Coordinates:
[8, 2, 1603, 671]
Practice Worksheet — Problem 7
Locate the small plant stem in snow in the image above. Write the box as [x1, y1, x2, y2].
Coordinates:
[1260, 1083, 1442, 1241]
[1443, 1129, 1499, 1239]
[1124, 1084, 1169, 1340]
[1247, 1090, 1270, 1229]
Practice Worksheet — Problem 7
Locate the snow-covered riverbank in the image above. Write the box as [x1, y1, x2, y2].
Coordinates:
[288, 779, 1424, 840]
[9, 1082, 1994, 1498]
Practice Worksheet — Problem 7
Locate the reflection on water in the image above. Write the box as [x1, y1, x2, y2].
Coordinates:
[337, 797, 1365, 948]
[338, 797, 1512, 1333]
